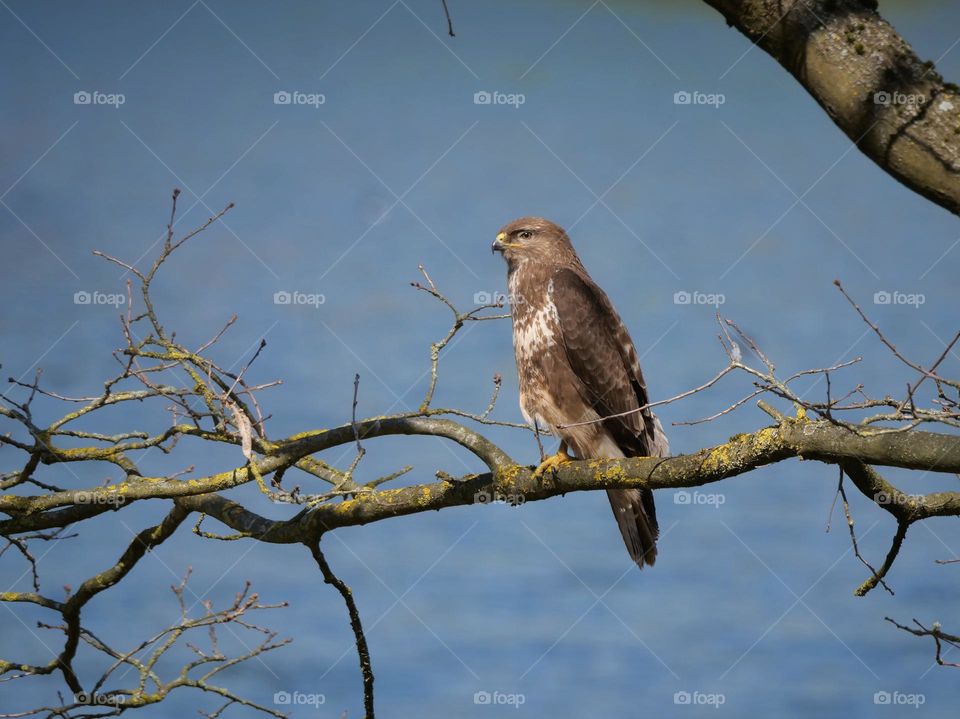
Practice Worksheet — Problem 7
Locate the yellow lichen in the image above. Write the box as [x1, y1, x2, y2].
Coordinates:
[495, 464, 525, 490]
[285, 429, 329, 442]
[604, 462, 627, 484]
[700, 427, 780, 474]
[417, 486, 434, 506]
[700, 443, 735, 473]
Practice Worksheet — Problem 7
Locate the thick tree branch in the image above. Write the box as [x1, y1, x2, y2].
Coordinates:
[5, 413, 959, 532]
[165, 416, 960, 546]
[0, 417, 514, 519]
[703, 0, 960, 214]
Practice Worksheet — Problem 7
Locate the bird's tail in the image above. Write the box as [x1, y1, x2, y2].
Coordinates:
[606, 488, 658, 568]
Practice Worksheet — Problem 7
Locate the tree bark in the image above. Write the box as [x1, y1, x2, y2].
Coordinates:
[703, 0, 960, 214]
[168, 417, 960, 542]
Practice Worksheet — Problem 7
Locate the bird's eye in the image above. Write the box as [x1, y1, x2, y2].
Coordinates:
[518, 230, 533, 239]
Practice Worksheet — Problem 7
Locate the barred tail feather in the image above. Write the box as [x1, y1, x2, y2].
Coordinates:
[606, 488, 658, 568]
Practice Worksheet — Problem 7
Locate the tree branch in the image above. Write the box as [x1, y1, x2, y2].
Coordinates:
[163, 415, 960, 547]
[307, 539, 375, 718]
[703, 0, 960, 214]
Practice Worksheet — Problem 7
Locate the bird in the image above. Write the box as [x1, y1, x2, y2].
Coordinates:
[492, 217, 668, 568]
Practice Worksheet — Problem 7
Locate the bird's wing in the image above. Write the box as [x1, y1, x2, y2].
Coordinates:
[551, 267, 657, 457]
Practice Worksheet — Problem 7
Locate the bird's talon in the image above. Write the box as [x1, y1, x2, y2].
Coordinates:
[532, 450, 573, 479]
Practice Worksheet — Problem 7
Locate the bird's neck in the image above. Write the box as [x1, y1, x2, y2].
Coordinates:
[507, 259, 552, 317]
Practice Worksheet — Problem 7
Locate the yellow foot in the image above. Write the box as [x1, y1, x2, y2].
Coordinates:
[532, 449, 574, 479]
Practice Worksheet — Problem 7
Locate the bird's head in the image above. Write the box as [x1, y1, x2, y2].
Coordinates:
[492, 217, 577, 266]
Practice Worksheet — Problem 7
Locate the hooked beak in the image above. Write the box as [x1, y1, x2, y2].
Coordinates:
[491, 232, 516, 254]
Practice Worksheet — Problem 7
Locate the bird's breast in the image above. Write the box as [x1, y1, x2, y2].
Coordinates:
[508, 272, 566, 433]
[509, 275, 560, 363]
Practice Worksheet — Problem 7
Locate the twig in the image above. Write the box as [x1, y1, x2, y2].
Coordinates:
[885, 617, 960, 668]
[558, 365, 735, 429]
[307, 539, 375, 718]
[347, 374, 366, 478]
[835, 468, 895, 596]
[854, 519, 908, 597]
[440, 0, 455, 36]
[834, 280, 959, 390]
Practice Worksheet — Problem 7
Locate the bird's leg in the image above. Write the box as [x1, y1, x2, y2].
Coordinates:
[532, 441, 574, 479]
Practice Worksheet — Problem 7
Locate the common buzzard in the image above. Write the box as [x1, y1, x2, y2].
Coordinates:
[493, 217, 667, 567]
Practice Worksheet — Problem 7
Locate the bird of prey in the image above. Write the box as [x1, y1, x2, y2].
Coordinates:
[492, 217, 668, 567]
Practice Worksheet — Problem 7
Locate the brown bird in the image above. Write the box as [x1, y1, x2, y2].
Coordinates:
[493, 217, 667, 567]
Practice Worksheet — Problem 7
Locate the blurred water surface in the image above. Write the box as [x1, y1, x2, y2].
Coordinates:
[1, 1, 959, 716]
